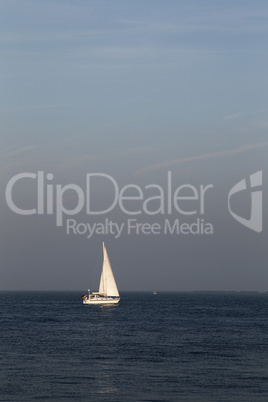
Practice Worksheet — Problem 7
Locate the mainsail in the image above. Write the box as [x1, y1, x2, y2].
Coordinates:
[99, 242, 120, 297]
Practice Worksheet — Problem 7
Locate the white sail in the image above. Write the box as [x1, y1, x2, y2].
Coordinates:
[82, 242, 120, 304]
[99, 242, 119, 297]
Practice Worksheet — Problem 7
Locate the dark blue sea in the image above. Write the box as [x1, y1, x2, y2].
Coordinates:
[0, 292, 267, 401]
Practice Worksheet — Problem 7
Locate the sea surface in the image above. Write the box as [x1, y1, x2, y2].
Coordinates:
[0, 292, 267, 401]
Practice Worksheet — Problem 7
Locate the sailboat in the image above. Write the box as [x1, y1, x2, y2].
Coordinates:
[82, 242, 120, 305]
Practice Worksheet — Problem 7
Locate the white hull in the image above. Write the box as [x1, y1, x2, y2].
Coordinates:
[83, 297, 120, 305]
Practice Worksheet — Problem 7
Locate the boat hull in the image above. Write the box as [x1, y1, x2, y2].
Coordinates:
[83, 297, 120, 305]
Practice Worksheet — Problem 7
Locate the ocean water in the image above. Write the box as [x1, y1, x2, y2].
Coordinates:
[0, 292, 267, 401]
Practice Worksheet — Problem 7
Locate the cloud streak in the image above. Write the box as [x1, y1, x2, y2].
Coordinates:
[224, 112, 244, 120]
[135, 142, 268, 175]
[4, 145, 38, 158]
[223, 109, 267, 121]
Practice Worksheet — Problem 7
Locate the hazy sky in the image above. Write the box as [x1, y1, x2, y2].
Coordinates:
[1, 0, 268, 291]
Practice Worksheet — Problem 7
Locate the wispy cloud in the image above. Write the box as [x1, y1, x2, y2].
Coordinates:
[223, 109, 267, 121]
[224, 112, 244, 120]
[135, 142, 268, 175]
[4, 145, 38, 158]
[0, 144, 39, 172]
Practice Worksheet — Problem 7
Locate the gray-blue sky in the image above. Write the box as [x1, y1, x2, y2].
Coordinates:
[1, 0, 267, 291]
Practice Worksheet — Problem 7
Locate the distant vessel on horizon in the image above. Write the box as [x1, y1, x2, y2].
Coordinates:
[82, 242, 120, 305]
